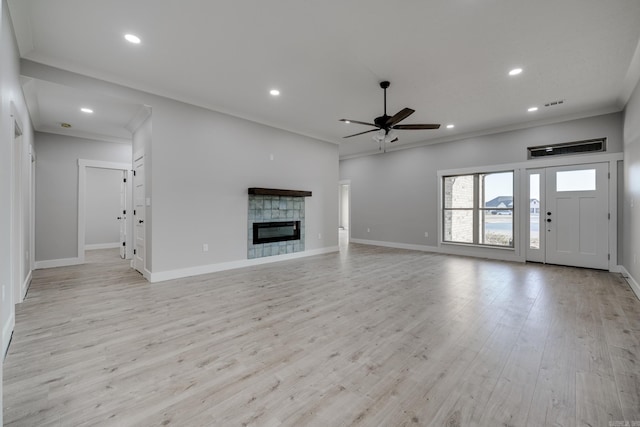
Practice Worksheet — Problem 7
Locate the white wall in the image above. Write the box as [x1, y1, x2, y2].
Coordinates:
[623, 80, 640, 293]
[85, 167, 122, 247]
[0, 0, 35, 422]
[34, 132, 131, 262]
[21, 61, 339, 280]
[340, 112, 623, 249]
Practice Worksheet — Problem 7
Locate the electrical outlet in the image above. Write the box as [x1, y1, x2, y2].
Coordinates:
[424, 232, 428, 238]
[202, 243, 209, 252]
[270, 153, 274, 161]
[318, 233, 322, 240]
[367, 228, 370, 233]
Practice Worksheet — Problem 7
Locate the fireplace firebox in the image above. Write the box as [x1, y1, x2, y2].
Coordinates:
[253, 221, 301, 244]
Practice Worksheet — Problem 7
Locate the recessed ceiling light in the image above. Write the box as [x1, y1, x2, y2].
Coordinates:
[446, 124, 454, 129]
[124, 34, 141, 44]
[509, 68, 523, 76]
[270, 89, 280, 96]
[80, 108, 94, 114]
[528, 107, 538, 112]
[344, 120, 351, 124]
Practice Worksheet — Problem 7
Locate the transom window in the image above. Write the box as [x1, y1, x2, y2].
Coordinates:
[443, 171, 514, 247]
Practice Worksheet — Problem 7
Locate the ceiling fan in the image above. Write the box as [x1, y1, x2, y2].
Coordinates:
[340, 81, 440, 144]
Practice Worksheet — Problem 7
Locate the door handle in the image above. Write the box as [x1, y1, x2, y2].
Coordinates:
[117, 216, 122, 220]
[546, 218, 552, 223]
[547, 212, 552, 215]
[138, 220, 144, 224]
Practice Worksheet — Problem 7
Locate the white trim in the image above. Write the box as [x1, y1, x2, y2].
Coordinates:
[78, 159, 132, 264]
[35, 257, 83, 269]
[148, 247, 339, 283]
[85, 242, 121, 250]
[351, 239, 523, 263]
[21, 270, 32, 301]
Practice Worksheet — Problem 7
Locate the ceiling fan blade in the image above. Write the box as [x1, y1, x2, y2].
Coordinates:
[393, 123, 441, 130]
[343, 128, 379, 138]
[339, 119, 377, 127]
[385, 108, 415, 126]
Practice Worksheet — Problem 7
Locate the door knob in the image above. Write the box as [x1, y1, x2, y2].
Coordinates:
[547, 212, 552, 215]
[138, 220, 144, 224]
[117, 216, 122, 220]
[546, 218, 552, 223]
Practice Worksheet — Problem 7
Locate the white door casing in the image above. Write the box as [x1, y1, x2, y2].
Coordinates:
[133, 154, 145, 274]
[119, 170, 127, 259]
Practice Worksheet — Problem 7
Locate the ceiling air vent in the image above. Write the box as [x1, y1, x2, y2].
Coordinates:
[528, 138, 606, 159]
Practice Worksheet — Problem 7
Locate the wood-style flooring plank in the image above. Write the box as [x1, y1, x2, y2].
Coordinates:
[3, 246, 639, 426]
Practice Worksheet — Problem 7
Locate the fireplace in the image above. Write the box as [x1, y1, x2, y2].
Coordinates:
[253, 221, 300, 244]
[247, 188, 310, 259]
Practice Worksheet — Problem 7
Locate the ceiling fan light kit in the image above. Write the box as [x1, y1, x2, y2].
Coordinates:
[340, 81, 440, 145]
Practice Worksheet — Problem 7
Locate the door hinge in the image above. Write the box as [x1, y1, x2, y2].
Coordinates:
[123, 209, 126, 215]
[133, 170, 137, 176]
[608, 172, 610, 179]
[133, 249, 137, 255]
[608, 213, 611, 220]
[133, 209, 136, 216]
[122, 242, 126, 247]
[608, 254, 610, 260]
[123, 178, 127, 183]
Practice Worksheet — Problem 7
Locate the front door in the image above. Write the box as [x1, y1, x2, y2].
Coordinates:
[545, 163, 609, 269]
[527, 163, 609, 269]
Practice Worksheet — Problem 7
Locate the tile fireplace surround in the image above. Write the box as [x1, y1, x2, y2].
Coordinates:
[247, 194, 306, 259]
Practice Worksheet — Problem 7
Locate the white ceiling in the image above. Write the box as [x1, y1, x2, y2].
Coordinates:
[8, 0, 640, 157]
[20, 77, 143, 143]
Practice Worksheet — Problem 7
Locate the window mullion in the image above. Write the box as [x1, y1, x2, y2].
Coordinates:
[473, 174, 479, 244]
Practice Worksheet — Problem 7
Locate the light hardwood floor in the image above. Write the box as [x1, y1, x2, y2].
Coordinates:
[4, 245, 640, 426]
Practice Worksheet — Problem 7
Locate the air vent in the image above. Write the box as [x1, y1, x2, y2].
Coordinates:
[544, 99, 565, 107]
[528, 138, 606, 159]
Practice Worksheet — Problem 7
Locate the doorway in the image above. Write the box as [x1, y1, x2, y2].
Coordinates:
[526, 162, 609, 269]
[77, 160, 132, 263]
[338, 181, 350, 246]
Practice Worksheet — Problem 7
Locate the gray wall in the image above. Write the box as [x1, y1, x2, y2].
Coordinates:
[340, 112, 623, 248]
[85, 167, 122, 246]
[22, 61, 339, 277]
[0, 0, 35, 420]
[623, 80, 640, 284]
[34, 132, 131, 261]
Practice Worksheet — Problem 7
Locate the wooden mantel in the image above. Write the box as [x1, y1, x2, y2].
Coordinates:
[248, 188, 312, 197]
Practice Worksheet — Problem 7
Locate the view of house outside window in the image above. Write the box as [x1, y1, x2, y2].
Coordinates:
[443, 171, 514, 247]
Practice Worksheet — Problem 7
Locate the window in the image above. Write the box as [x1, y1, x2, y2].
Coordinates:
[443, 171, 514, 247]
[556, 169, 596, 192]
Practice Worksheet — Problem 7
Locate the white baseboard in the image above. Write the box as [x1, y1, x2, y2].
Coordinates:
[149, 246, 339, 283]
[21, 270, 32, 301]
[351, 238, 523, 263]
[85, 242, 120, 250]
[620, 266, 640, 301]
[3, 311, 15, 358]
[35, 257, 83, 269]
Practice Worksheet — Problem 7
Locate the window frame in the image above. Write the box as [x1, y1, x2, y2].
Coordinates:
[442, 170, 515, 248]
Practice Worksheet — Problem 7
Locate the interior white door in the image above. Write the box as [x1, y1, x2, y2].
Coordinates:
[119, 170, 127, 259]
[133, 155, 145, 274]
[544, 162, 609, 269]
